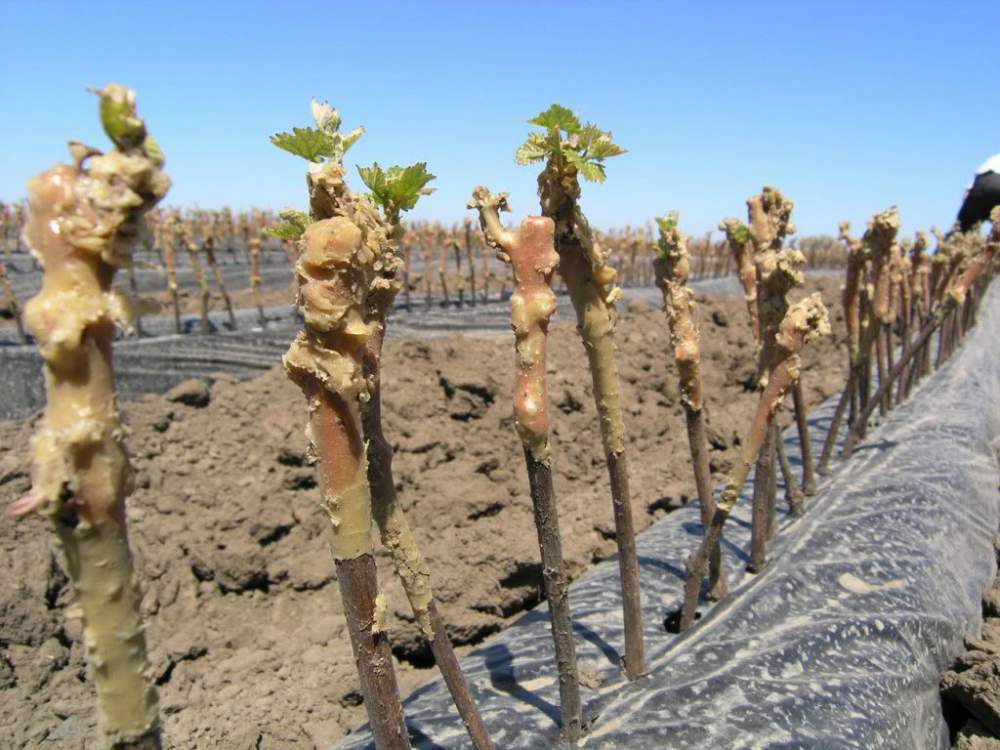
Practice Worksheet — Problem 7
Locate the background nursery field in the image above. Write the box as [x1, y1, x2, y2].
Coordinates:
[1, 2, 999, 750]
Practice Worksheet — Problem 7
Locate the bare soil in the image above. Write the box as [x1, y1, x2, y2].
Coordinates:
[942, 535, 1000, 748]
[0, 278, 847, 749]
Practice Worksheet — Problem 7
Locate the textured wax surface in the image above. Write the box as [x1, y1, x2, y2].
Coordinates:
[337, 280, 1000, 750]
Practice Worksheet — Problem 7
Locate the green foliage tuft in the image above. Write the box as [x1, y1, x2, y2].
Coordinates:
[266, 208, 311, 241]
[730, 224, 752, 246]
[577, 124, 627, 162]
[528, 104, 581, 134]
[655, 211, 680, 236]
[514, 132, 549, 166]
[93, 84, 146, 149]
[269, 127, 336, 163]
[655, 211, 685, 259]
[357, 162, 436, 215]
[517, 103, 625, 182]
[270, 101, 364, 164]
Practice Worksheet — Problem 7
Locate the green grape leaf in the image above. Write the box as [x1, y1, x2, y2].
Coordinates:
[357, 163, 387, 194]
[266, 223, 305, 241]
[579, 123, 626, 161]
[338, 127, 364, 156]
[564, 150, 606, 183]
[655, 211, 680, 235]
[577, 160, 607, 183]
[515, 132, 550, 165]
[358, 162, 436, 213]
[265, 208, 310, 240]
[528, 103, 581, 134]
[269, 127, 335, 163]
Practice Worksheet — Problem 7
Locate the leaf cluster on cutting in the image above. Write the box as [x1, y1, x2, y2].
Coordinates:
[655, 211, 683, 258]
[724, 220, 753, 247]
[357, 162, 436, 217]
[515, 103, 626, 183]
[267, 100, 434, 242]
[655, 211, 680, 237]
[265, 208, 310, 241]
[269, 99, 364, 164]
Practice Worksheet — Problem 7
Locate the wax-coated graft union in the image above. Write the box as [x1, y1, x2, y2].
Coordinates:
[13, 84, 168, 750]
[679, 294, 830, 630]
[274, 100, 492, 750]
[655, 212, 726, 599]
[517, 103, 646, 680]
[469, 186, 582, 741]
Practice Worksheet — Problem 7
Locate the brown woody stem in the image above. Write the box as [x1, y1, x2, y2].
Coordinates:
[284, 209, 411, 750]
[537, 160, 645, 679]
[470, 186, 581, 740]
[654, 215, 727, 598]
[679, 294, 830, 630]
[203, 235, 236, 329]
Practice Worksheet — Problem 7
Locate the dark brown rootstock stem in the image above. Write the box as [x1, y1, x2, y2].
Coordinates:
[336, 553, 411, 750]
[896, 314, 911, 403]
[918, 311, 933, 379]
[126, 266, 146, 336]
[849, 364, 858, 425]
[950, 307, 961, 353]
[791, 380, 816, 494]
[199, 286, 210, 334]
[883, 326, 895, 410]
[205, 246, 237, 330]
[842, 312, 942, 460]
[963, 289, 977, 331]
[685, 408, 727, 599]
[816, 371, 854, 476]
[306, 382, 410, 750]
[362, 333, 493, 750]
[607, 450, 645, 680]
[934, 310, 952, 369]
[426, 602, 492, 749]
[522, 449, 583, 743]
[903, 319, 924, 397]
[775, 422, 805, 517]
[170, 288, 181, 334]
[767, 422, 778, 536]
[556, 276, 645, 678]
[749, 425, 774, 573]
[679, 508, 729, 631]
[464, 224, 477, 307]
[874, 325, 889, 416]
[679, 314, 823, 630]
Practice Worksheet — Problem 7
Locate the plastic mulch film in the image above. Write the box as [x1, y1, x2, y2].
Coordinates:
[336, 281, 1000, 750]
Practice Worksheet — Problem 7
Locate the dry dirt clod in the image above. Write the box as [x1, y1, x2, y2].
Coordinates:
[942, 657, 1000, 737]
[164, 379, 211, 408]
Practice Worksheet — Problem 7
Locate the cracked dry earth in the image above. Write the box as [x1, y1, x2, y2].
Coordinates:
[0, 278, 846, 749]
[942, 534, 1000, 749]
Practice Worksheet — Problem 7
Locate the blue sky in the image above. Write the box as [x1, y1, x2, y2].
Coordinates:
[1, 1, 996, 237]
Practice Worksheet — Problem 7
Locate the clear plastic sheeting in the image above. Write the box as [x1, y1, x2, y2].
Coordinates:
[335, 281, 1000, 750]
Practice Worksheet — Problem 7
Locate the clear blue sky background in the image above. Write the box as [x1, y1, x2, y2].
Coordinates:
[1, 1, 996, 237]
